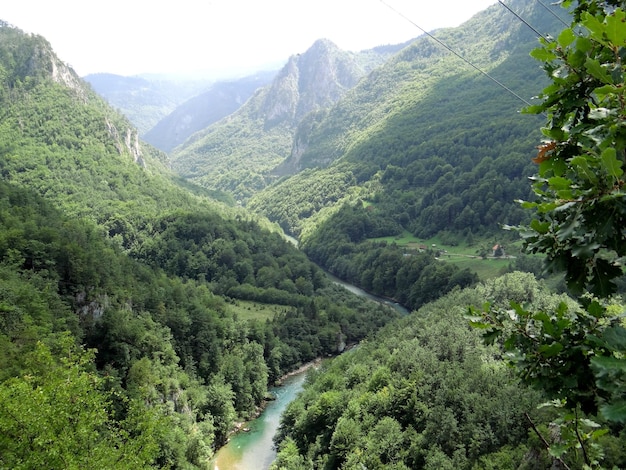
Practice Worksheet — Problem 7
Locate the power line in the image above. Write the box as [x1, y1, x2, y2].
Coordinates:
[535, 0, 571, 29]
[378, 0, 536, 109]
[498, 0, 551, 41]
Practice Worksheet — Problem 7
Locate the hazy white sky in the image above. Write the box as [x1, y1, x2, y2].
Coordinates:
[2, 0, 496, 77]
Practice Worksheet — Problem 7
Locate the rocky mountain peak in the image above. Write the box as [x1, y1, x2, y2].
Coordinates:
[261, 38, 364, 126]
[0, 22, 86, 98]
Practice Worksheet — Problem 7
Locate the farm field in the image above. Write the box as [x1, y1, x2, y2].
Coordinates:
[371, 231, 522, 281]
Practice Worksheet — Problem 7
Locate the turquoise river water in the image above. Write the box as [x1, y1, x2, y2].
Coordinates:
[211, 269, 408, 469]
[211, 371, 308, 470]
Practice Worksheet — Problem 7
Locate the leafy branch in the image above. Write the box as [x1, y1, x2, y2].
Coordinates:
[471, 2, 626, 467]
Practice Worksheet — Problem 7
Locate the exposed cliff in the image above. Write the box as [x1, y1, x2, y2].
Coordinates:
[263, 39, 362, 125]
[170, 39, 391, 201]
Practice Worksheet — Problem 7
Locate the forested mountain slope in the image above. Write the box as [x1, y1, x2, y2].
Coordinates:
[209, 0, 569, 312]
[271, 273, 626, 469]
[270, 0, 626, 468]
[249, 0, 562, 243]
[170, 39, 396, 201]
[0, 21, 400, 468]
[143, 70, 277, 152]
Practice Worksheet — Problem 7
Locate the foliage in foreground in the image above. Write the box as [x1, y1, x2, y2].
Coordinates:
[470, 0, 626, 467]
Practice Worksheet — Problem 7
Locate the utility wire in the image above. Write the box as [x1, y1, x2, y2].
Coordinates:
[378, 0, 536, 109]
[498, 0, 552, 41]
[535, 0, 571, 29]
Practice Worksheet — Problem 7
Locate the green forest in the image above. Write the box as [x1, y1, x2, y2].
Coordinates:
[271, 274, 626, 469]
[0, 22, 399, 468]
[269, 0, 626, 468]
[1, 0, 626, 468]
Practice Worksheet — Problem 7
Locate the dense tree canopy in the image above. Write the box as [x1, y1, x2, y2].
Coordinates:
[272, 273, 626, 469]
[0, 22, 401, 468]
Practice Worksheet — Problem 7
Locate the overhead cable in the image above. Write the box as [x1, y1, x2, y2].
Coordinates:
[378, 0, 536, 109]
[498, 0, 552, 41]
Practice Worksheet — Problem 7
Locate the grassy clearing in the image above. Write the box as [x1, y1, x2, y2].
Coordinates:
[224, 299, 296, 322]
[371, 230, 521, 281]
[441, 254, 511, 280]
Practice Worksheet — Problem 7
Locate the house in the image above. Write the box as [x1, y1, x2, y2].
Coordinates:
[492, 244, 505, 257]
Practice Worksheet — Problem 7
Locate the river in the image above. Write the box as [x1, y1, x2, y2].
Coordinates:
[324, 270, 410, 316]
[211, 371, 308, 470]
[211, 244, 408, 468]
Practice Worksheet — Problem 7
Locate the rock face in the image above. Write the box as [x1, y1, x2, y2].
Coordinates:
[0, 21, 149, 167]
[0, 21, 85, 97]
[170, 38, 384, 201]
[262, 39, 363, 126]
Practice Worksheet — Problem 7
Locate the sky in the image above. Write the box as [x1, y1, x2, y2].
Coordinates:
[2, 0, 496, 78]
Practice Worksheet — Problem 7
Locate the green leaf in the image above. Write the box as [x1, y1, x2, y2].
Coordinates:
[538, 342, 563, 357]
[594, 84, 622, 101]
[590, 356, 626, 374]
[558, 28, 577, 47]
[571, 242, 601, 258]
[601, 326, 626, 351]
[591, 428, 610, 440]
[582, 12, 607, 44]
[575, 36, 593, 53]
[530, 47, 557, 62]
[579, 418, 601, 428]
[599, 400, 626, 423]
[601, 147, 624, 178]
[467, 319, 492, 330]
[570, 156, 598, 183]
[605, 9, 626, 45]
[530, 219, 550, 234]
[549, 443, 568, 458]
[522, 104, 545, 115]
[585, 58, 613, 83]
[482, 329, 502, 345]
[547, 176, 572, 190]
[586, 300, 605, 318]
[519, 200, 537, 209]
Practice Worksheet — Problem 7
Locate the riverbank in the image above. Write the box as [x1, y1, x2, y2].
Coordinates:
[274, 357, 321, 385]
[212, 368, 311, 470]
[228, 358, 321, 438]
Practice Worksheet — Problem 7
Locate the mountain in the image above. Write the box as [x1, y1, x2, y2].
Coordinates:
[223, 0, 572, 312]
[247, 0, 561, 242]
[0, 20, 400, 468]
[170, 38, 397, 201]
[0, 38, 207, 230]
[84, 72, 214, 134]
[143, 70, 277, 152]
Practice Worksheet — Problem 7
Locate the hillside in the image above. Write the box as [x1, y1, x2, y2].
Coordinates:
[170, 39, 396, 201]
[143, 70, 277, 152]
[2, 1, 625, 468]
[249, 0, 559, 242]
[0, 21, 401, 468]
[271, 273, 626, 469]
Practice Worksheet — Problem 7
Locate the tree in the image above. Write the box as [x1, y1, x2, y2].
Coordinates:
[0, 336, 162, 469]
[470, 1, 626, 467]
